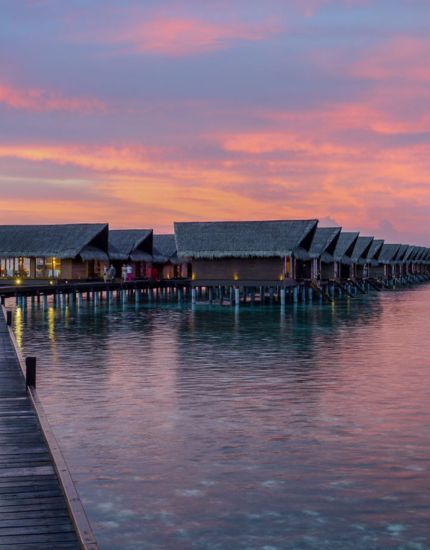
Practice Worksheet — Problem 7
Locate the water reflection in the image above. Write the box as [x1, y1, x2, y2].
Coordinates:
[11, 288, 430, 550]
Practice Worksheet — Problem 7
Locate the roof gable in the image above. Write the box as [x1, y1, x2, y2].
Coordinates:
[378, 244, 401, 263]
[109, 229, 152, 260]
[333, 232, 360, 261]
[368, 239, 384, 260]
[351, 236, 374, 262]
[152, 234, 177, 263]
[309, 227, 341, 258]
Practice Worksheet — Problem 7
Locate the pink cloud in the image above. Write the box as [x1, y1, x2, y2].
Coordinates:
[110, 17, 281, 56]
[353, 37, 430, 81]
[0, 82, 105, 113]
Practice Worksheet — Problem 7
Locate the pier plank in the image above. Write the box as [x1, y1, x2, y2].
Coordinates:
[0, 315, 81, 549]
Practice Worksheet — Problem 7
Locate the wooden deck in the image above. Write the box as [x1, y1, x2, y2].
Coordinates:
[0, 315, 82, 548]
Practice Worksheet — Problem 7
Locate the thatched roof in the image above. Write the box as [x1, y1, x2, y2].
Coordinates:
[408, 246, 421, 261]
[378, 243, 401, 264]
[367, 239, 384, 261]
[393, 244, 409, 263]
[108, 229, 152, 261]
[174, 220, 318, 260]
[412, 246, 425, 261]
[404, 246, 416, 262]
[309, 227, 341, 259]
[333, 232, 359, 263]
[351, 236, 374, 264]
[0, 223, 108, 260]
[152, 234, 178, 264]
[80, 245, 109, 262]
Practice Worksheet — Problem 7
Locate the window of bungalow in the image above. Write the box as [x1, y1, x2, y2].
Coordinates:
[36, 258, 48, 279]
[20, 257, 30, 277]
[47, 257, 61, 279]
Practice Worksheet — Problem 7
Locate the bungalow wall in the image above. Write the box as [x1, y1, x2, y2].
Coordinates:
[61, 259, 91, 280]
[192, 258, 284, 282]
[321, 262, 335, 280]
[368, 264, 386, 279]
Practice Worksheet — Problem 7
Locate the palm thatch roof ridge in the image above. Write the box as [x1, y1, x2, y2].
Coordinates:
[174, 219, 318, 260]
[109, 229, 153, 261]
[0, 223, 108, 259]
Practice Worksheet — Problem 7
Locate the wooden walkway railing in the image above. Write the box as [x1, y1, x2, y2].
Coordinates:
[0, 306, 97, 549]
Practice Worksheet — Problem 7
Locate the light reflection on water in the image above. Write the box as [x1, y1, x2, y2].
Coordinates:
[12, 286, 430, 550]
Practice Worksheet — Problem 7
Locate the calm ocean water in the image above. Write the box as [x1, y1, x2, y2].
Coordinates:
[11, 285, 430, 549]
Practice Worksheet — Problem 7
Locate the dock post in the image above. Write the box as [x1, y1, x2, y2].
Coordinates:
[280, 287, 286, 307]
[301, 285, 306, 302]
[269, 287, 274, 304]
[308, 287, 313, 302]
[25, 357, 36, 388]
[191, 287, 197, 304]
[234, 287, 240, 307]
[177, 288, 183, 303]
[293, 286, 299, 303]
[208, 287, 213, 304]
[6, 310, 12, 326]
[259, 286, 264, 304]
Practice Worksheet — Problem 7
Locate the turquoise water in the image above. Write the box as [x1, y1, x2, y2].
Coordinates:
[12, 286, 430, 549]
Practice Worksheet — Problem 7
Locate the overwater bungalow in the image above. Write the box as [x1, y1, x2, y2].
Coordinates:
[174, 219, 318, 284]
[366, 239, 384, 279]
[307, 227, 342, 281]
[108, 229, 153, 279]
[0, 223, 109, 280]
[350, 236, 374, 279]
[151, 234, 188, 280]
[402, 246, 416, 277]
[419, 248, 430, 274]
[392, 244, 409, 278]
[332, 232, 360, 280]
[376, 244, 401, 280]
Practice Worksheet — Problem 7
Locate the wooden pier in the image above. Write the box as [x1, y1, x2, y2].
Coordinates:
[0, 309, 97, 549]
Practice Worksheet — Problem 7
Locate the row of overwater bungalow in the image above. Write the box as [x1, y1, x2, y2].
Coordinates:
[0, 224, 186, 282]
[0, 221, 429, 297]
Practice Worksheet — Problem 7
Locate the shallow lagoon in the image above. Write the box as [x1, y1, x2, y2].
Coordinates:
[13, 285, 430, 549]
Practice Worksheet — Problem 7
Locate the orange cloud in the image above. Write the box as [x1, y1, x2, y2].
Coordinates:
[220, 131, 357, 156]
[0, 144, 152, 172]
[110, 17, 281, 56]
[0, 82, 105, 113]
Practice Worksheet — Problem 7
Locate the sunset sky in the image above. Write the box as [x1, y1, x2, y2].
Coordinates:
[1, 0, 430, 243]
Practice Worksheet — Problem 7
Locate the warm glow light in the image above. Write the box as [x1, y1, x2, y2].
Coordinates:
[15, 278, 22, 285]
[233, 273, 239, 281]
